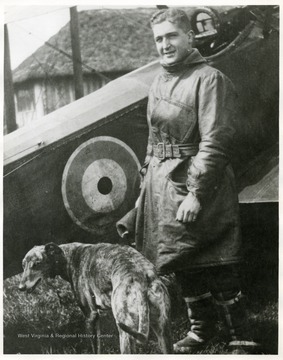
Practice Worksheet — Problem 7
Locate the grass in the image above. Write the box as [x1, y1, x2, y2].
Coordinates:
[3, 265, 278, 355]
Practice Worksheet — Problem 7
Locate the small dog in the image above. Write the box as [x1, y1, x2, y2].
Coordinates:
[19, 242, 172, 354]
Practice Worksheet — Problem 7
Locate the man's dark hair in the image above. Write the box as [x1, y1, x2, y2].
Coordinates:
[150, 8, 191, 33]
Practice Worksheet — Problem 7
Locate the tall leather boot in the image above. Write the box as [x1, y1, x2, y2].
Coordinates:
[173, 292, 216, 353]
[214, 291, 261, 354]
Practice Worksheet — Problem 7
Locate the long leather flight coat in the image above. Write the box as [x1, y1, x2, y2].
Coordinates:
[135, 49, 242, 274]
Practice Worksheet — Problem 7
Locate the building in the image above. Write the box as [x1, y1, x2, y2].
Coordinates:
[11, 8, 159, 128]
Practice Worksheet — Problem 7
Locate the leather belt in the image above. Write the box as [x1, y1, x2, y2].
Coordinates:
[148, 143, 199, 160]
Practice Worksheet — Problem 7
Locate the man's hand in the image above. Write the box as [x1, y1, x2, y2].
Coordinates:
[176, 192, 201, 223]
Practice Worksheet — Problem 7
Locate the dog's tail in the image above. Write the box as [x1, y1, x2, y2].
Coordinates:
[117, 322, 147, 344]
[118, 286, 149, 345]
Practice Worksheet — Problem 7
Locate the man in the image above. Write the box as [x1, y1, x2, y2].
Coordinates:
[118, 8, 259, 354]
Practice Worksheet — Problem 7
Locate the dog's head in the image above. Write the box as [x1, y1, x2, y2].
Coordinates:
[18, 242, 65, 293]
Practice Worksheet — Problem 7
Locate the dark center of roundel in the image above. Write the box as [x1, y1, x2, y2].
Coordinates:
[97, 176, 113, 195]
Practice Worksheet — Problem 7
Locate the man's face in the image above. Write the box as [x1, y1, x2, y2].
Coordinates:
[152, 20, 194, 65]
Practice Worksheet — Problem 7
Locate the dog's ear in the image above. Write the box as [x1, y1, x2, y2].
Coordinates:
[45, 242, 63, 257]
[44, 242, 66, 278]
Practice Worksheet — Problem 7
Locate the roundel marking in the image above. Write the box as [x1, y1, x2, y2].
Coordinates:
[81, 159, 127, 213]
[62, 136, 141, 234]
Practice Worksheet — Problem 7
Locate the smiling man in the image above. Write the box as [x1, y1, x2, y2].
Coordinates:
[153, 18, 194, 65]
[132, 8, 260, 354]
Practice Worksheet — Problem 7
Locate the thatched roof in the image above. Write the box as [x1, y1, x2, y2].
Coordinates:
[13, 8, 160, 83]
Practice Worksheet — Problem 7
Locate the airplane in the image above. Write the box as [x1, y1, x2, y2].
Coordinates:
[3, 5, 279, 278]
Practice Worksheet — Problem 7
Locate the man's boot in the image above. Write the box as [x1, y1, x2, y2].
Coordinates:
[214, 291, 261, 354]
[173, 292, 216, 353]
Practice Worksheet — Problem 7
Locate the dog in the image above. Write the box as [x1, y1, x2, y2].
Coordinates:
[19, 242, 173, 354]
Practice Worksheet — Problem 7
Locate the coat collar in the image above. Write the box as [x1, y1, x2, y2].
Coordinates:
[161, 48, 206, 74]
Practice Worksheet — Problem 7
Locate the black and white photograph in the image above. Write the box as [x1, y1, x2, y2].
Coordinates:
[2, 2, 280, 356]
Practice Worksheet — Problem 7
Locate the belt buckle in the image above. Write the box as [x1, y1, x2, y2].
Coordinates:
[157, 142, 165, 160]
[172, 145, 181, 157]
[165, 144, 173, 158]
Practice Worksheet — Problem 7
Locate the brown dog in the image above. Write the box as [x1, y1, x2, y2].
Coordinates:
[19, 242, 172, 354]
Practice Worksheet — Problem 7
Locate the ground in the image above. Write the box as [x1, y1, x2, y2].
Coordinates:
[3, 265, 278, 354]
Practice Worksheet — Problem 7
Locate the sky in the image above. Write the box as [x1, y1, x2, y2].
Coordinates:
[4, 6, 104, 69]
